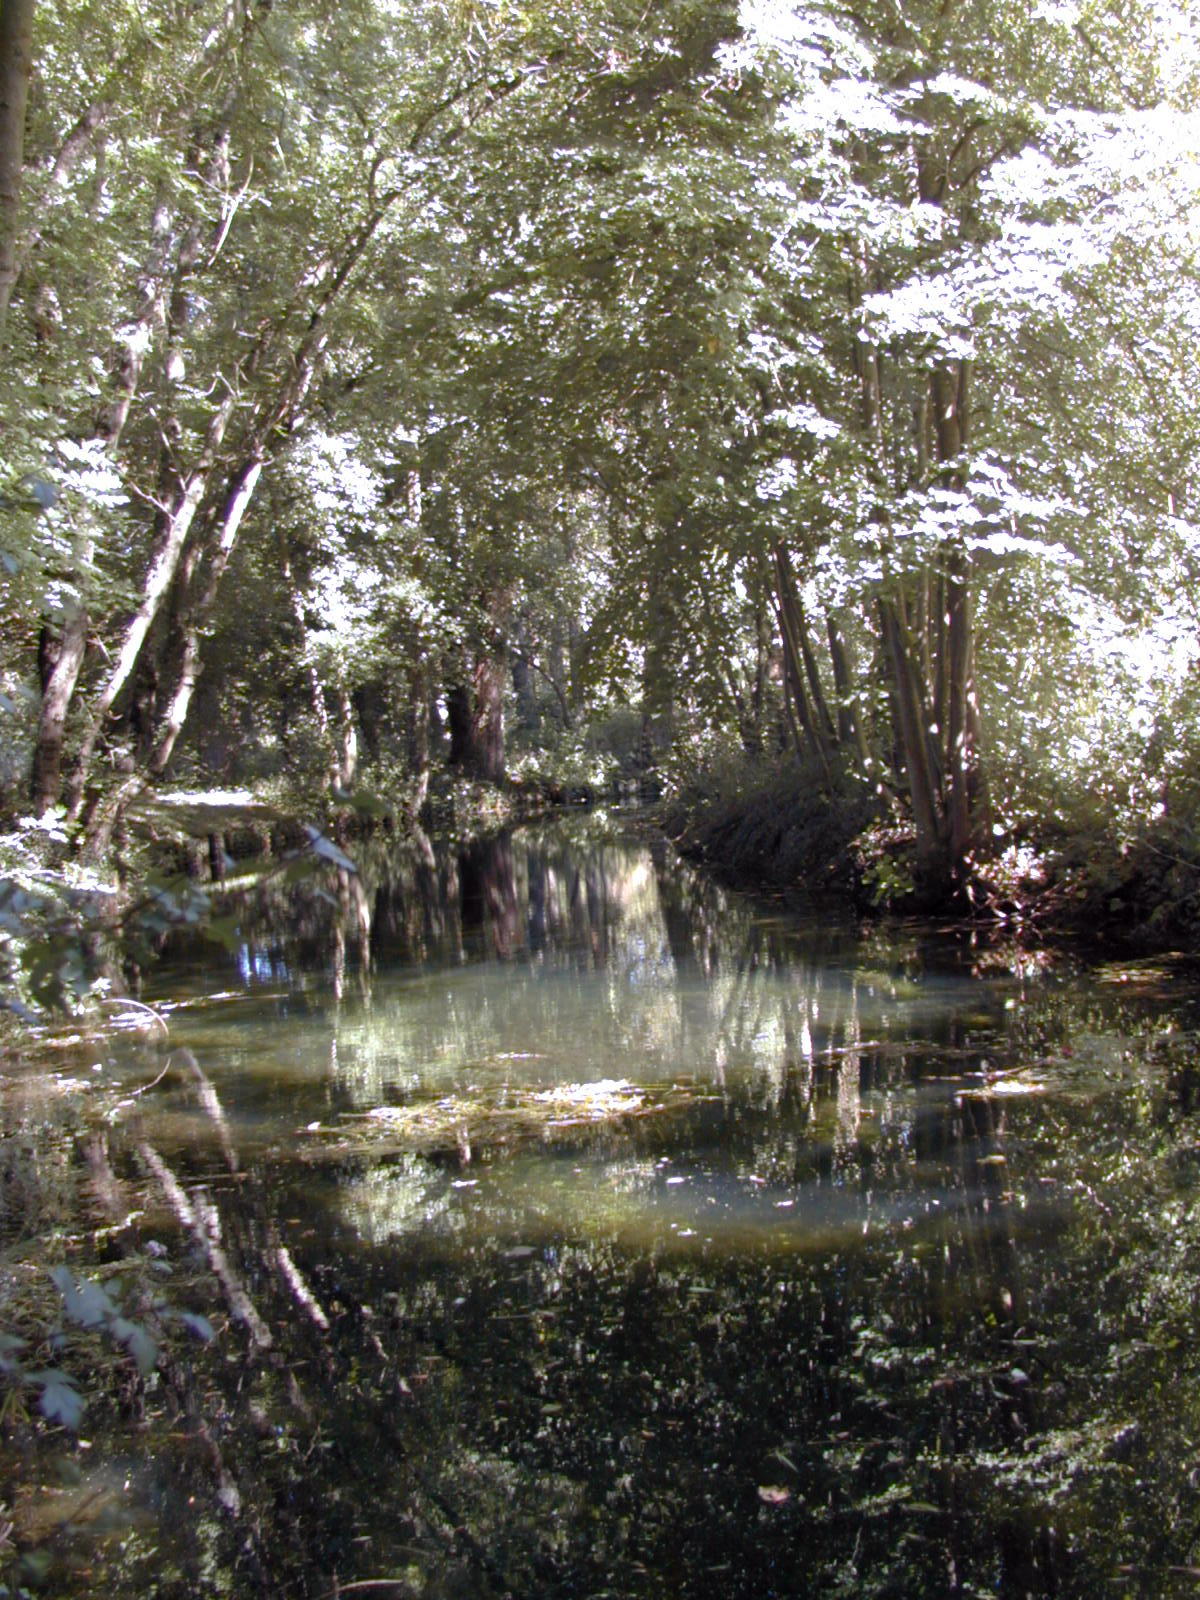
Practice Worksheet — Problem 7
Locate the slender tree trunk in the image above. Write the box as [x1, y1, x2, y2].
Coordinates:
[535, 654, 573, 729]
[146, 460, 263, 778]
[29, 609, 87, 815]
[694, 570, 752, 750]
[77, 460, 261, 859]
[826, 613, 872, 777]
[38, 40, 253, 816]
[66, 390, 241, 813]
[748, 585, 771, 756]
[26, 39, 235, 818]
[0, 0, 34, 342]
[550, 621, 573, 726]
[331, 683, 358, 791]
[794, 590, 836, 747]
[77, 464, 259, 854]
[931, 360, 985, 882]
[771, 544, 834, 781]
[47, 79, 390, 818]
[29, 191, 180, 815]
[880, 596, 944, 883]
[929, 570, 948, 744]
[471, 655, 506, 783]
[944, 550, 975, 874]
[352, 683, 387, 765]
[405, 663, 432, 816]
[965, 648, 991, 833]
[774, 587, 829, 775]
[510, 645, 539, 732]
[301, 645, 334, 767]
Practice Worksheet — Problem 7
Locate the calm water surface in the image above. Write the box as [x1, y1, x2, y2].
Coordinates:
[35, 816, 1200, 1597]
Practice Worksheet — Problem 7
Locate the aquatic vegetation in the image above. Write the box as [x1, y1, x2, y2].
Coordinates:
[300, 1077, 711, 1162]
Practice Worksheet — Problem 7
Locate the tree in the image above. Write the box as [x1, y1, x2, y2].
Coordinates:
[0, 0, 34, 340]
[10, 0, 751, 828]
[700, 0, 1200, 898]
[4, 0, 1199, 920]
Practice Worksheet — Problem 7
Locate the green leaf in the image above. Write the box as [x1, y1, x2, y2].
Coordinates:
[203, 914, 242, 952]
[0, 1333, 26, 1376]
[174, 1310, 216, 1341]
[111, 1317, 158, 1377]
[345, 790, 393, 818]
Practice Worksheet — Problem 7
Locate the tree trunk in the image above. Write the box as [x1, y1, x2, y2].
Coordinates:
[405, 665, 432, 816]
[39, 50, 254, 817]
[447, 654, 506, 783]
[28, 189, 180, 815]
[509, 643, 540, 732]
[944, 550, 975, 875]
[137, 459, 262, 788]
[332, 683, 358, 791]
[826, 613, 872, 778]
[351, 683, 383, 764]
[776, 603, 828, 773]
[29, 607, 86, 815]
[66, 391, 241, 812]
[746, 585, 771, 757]
[771, 544, 834, 780]
[47, 93, 394, 819]
[795, 590, 836, 748]
[880, 596, 944, 886]
[0, 0, 34, 342]
[931, 360, 985, 884]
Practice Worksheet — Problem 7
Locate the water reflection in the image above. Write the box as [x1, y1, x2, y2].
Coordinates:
[96, 817, 1200, 1599]
[154, 820, 1016, 1128]
[133, 820, 1161, 1308]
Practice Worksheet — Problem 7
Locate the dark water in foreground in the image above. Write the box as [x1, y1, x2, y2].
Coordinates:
[12, 814, 1200, 1598]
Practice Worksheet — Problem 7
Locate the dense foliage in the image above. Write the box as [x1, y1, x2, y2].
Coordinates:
[1, 0, 1199, 914]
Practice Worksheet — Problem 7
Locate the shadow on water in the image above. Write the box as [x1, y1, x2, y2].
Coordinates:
[11, 814, 1200, 1596]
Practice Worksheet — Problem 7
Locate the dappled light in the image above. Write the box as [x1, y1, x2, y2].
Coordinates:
[4, 0, 1200, 1593]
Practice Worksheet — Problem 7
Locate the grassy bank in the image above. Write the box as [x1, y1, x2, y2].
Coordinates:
[655, 756, 878, 903]
[655, 755, 1200, 950]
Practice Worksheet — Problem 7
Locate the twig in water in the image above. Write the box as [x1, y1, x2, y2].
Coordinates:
[315, 1582, 415, 1598]
[128, 1057, 176, 1098]
[98, 995, 170, 1038]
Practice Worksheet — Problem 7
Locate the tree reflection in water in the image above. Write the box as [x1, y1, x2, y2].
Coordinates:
[81, 819, 1200, 1597]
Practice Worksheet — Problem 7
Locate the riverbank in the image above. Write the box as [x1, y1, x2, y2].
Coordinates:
[0, 771, 590, 1025]
[654, 759, 1200, 952]
[129, 762, 1200, 957]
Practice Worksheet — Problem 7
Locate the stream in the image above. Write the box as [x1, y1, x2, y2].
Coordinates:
[9, 811, 1200, 1598]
